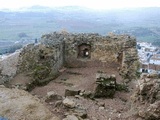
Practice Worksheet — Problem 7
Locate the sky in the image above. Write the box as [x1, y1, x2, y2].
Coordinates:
[0, 0, 160, 10]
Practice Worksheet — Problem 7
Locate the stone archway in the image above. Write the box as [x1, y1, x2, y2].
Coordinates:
[78, 43, 91, 59]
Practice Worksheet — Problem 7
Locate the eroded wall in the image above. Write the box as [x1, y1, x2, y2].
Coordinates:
[64, 33, 138, 71]
[17, 40, 64, 83]
[64, 33, 138, 80]
[17, 32, 139, 83]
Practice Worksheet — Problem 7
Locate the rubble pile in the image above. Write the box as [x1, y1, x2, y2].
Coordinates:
[131, 73, 160, 120]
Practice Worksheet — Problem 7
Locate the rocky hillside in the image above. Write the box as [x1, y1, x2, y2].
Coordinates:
[0, 85, 59, 120]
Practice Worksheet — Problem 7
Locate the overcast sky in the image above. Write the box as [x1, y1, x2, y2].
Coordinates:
[0, 0, 160, 10]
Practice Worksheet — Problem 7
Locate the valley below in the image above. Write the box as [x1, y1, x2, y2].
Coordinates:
[1, 6, 160, 54]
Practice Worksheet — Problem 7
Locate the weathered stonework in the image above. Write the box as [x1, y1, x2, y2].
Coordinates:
[63, 33, 139, 82]
[131, 73, 160, 120]
[94, 72, 116, 98]
[120, 39, 140, 82]
[15, 32, 139, 86]
[17, 41, 64, 86]
[64, 33, 125, 68]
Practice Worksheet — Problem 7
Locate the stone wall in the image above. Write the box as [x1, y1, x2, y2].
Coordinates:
[64, 33, 137, 68]
[120, 38, 139, 81]
[63, 33, 139, 80]
[17, 39, 64, 84]
[16, 32, 139, 84]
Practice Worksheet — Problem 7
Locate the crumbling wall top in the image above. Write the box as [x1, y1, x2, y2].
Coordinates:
[40, 32, 136, 46]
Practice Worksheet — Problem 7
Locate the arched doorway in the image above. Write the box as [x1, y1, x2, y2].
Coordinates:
[78, 43, 91, 59]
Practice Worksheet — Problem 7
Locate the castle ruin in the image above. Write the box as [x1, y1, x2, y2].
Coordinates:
[16, 32, 139, 86]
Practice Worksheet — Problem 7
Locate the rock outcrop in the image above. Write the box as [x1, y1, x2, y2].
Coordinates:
[0, 52, 20, 84]
[63, 97, 76, 108]
[131, 73, 160, 120]
[0, 85, 59, 120]
[45, 91, 63, 102]
[62, 115, 79, 120]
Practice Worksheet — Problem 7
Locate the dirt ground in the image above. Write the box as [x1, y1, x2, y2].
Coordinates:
[29, 67, 137, 120]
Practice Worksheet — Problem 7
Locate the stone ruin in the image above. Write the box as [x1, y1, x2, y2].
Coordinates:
[0, 32, 149, 119]
[0, 32, 139, 92]
[17, 32, 138, 83]
[94, 72, 116, 98]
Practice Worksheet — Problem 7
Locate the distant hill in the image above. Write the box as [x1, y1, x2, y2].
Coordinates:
[0, 6, 160, 49]
[19, 5, 54, 12]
